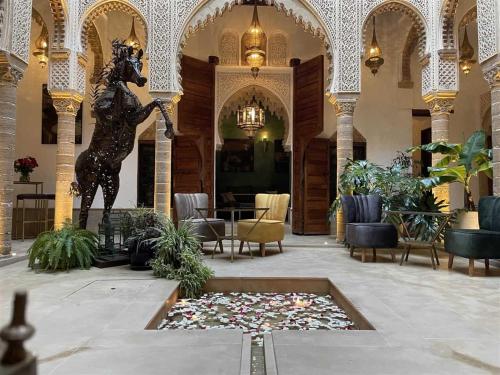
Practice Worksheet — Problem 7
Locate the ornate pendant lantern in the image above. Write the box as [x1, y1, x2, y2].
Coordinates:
[125, 18, 141, 52]
[365, 17, 384, 75]
[33, 25, 49, 68]
[244, 2, 266, 78]
[459, 27, 476, 75]
[236, 96, 265, 139]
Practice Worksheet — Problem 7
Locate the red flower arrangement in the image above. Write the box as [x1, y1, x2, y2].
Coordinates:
[14, 157, 38, 182]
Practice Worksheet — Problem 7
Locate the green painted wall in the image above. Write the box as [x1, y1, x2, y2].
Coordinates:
[216, 111, 290, 197]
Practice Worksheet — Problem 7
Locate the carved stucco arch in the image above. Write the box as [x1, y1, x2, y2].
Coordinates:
[79, 0, 149, 53]
[215, 67, 293, 147]
[176, 0, 335, 96]
[361, 1, 429, 57]
[48, 0, 66, 50]
[217, 84, 291, 148]
[440, 0, 460, 50]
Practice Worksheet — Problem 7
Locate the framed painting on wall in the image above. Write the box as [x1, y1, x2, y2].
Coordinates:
[42, 84, 83, 144]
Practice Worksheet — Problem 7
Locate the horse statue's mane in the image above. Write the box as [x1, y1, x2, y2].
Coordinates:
[90, 40, 130, 111]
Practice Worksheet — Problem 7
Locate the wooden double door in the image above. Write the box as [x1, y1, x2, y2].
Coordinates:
[169, 55, 331, 234]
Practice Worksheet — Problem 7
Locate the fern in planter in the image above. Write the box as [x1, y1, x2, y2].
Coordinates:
[151, 220, 214, 298]
[28, 222, 98, 271]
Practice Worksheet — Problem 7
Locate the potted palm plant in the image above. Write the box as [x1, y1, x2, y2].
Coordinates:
[408, 130, 492, 228]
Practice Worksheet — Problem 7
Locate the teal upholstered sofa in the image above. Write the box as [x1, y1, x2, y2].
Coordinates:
[445, 196, 500, 276]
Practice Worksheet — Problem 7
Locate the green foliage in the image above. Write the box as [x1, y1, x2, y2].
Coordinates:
[28, 222, 98, 271]
[123, 208, 166, 254]
[329, 153, 423, 217]
[408, 130, 492, 210]
[402, 191, 451, 242]
[151, 220, 213, 298]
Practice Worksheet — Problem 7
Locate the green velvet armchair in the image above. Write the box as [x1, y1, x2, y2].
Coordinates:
[445, 196, 500, 276]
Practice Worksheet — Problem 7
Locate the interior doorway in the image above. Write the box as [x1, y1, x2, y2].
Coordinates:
[216, 106, 291, 217]
[137, 141, 155, 207]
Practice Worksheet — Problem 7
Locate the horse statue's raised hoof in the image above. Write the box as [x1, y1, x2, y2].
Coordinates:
[164, 126, 174, 140]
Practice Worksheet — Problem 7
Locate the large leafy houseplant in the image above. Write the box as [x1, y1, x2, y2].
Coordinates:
[28, 222, 98, 271]
[151, 220, 213, 298]
[123, 207, 165, 269]
[408, 130, 492, 211]
[329, 153, 422, 216]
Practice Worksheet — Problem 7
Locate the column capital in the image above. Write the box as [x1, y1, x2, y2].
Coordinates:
[51, 92, 84, 115]
[0, 63, 24, 87]
[423, 93, 456, 114]
[482, 58, 500, 89]
[329, 94, 358, 116]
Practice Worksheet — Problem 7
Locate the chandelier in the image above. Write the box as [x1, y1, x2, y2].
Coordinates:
[459, 26, 476, 75]
[365, 17, 384, 75]
[236, 96, 265, 139]
[243, 2, 266, 78]
[125, 18, 141, 52]
[33, 25, 49, 68]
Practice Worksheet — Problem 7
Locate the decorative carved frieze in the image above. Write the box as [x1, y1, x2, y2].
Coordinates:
[330, 94, 358, 116]
[0, 63, 23, 86]
[219, 31, 239, 66]
[424, 95, 455, 114]
[51, 94, 83, 115]
[483, 59, 500, 88]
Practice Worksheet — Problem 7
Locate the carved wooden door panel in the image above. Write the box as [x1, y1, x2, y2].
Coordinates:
[292, 55, 324, 234]
[303, 138, 330, 234]
[173, 136, 203, 194]
[176, 56, 216, 206]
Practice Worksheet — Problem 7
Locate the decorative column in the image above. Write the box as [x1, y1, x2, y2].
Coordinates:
[154, 97, 176, 218]
[425, 95, 455, 207]
[334, 99, 356, 184]
[484, 62, 500, 196]
[0, 65, 23, 256]
[332, 96, 357, 242]
[52, 94, 83, 229]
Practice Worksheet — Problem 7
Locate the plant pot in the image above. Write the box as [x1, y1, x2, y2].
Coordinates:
[128, 239, 155, 270]
[453, 211, 479, 230]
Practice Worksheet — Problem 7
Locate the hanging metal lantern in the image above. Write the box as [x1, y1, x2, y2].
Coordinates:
[33, 25, 49, 68]
[243, 2, 266, 78]
[365, 17, 384, 75]
[459, 27, 476, 75]
[125, 18, 141, 53]
[236, 96, 265, 139]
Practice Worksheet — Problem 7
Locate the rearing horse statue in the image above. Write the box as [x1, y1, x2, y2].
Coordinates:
[73, 41, 174, 229]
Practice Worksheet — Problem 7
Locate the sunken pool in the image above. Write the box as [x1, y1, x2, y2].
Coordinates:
[148, 278, 374, 375]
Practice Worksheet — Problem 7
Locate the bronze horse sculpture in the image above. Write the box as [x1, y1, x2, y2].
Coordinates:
[73, 41, 173, 229]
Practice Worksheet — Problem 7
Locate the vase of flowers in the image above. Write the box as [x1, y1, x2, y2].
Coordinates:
[14, 156, 38, 183]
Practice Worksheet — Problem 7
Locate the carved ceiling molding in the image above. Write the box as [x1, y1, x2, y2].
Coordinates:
[218, 84, 290, 147]
[87, 23, 103, 83]
[362, 2, 427, 58]
[268, 31, 288, 67]
[219, 30, 239, 66]
[80, 1, 148, 53]
[49, 0, 66, 50]
[215, 67, 293, 130]
[458, 6, 477, 29]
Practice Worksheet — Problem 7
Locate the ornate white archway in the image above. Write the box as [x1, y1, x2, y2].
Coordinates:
[216, 81, 291, 149]
[150, 0, 335, 96]
[79, 0, 149, 53]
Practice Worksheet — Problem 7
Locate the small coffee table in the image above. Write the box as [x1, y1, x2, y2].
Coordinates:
[196, 207, 269, 262]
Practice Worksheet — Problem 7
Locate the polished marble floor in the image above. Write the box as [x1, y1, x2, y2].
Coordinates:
[1, 232, 499, 374]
